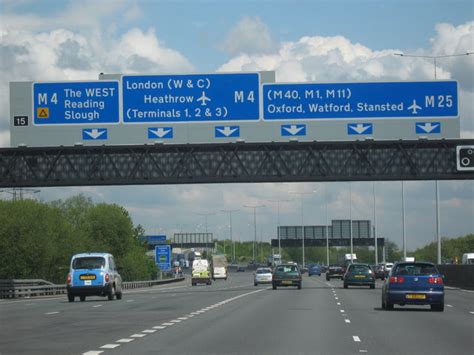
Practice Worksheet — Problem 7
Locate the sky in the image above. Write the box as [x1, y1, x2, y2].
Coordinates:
[0, 0, 473, 252]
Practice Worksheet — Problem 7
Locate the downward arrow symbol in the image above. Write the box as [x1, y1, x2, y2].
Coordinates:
[217, 126, 238, 137]
[150, 128, 172, 138]
[350, 124, 371, 134]
[417, 123, 439, 133]
[84, 129, 105, 139]
[283, 125, 304, 136]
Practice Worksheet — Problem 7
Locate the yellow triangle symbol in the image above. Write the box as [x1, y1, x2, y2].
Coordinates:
[37, 107, 49, 118]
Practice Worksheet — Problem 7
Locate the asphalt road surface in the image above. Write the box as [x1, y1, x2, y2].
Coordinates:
[0, 272, 473, 355]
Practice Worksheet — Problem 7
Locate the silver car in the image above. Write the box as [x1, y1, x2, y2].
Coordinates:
[254, 267, 273, 286]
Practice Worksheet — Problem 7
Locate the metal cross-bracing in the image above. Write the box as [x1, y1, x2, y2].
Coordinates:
[0, 139, 472, 188]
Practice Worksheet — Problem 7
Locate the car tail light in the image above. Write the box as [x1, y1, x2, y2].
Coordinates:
[428, 277, 443, 284]
[105, 273, 110, 282]
[389, 276, 405, 284]
[66, 274, 72, 284]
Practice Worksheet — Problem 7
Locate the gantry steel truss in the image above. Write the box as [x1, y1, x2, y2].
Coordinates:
[0, 139, 472, 187]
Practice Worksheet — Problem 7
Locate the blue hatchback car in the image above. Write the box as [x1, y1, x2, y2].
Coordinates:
[382, 261, 444, 311]
[308, 265, 321, 276]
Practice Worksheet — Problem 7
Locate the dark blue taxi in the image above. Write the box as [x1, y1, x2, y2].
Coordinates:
[382, 261, 444, 311]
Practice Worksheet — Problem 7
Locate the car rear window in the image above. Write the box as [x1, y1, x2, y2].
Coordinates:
[349, 264, 370, 272]
[257, 269, 272, 274]
[275, 265, 298, 273]
[393, 263, 438, 275]
[72, 257, 106, 269]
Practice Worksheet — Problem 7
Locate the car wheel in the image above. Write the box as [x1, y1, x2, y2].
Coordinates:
[68, 294, 75, 302]
[80, 295, 86, 302]
[298, 283, 302, 290]
[326, 276, 330, 281]
[370, 284, 375, 289]
[386, 302, 394, 311]
[343, 283, 348, 289]
[431, 303, 444, 312]
[272, 284, 277, 290]
[116, 291, 122, 300]
[382, 297, 386, 310]
[191, 282, 195, 286]
[108, 286, 115, 300]
[254, 282, 258, 286]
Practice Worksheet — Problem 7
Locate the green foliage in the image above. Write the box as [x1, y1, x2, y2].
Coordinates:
[412, 234, 474, 263]
[0, 196, 157, 282]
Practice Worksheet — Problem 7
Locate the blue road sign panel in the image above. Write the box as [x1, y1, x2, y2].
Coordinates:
[416, 122, 441, 134]
[148, 127, 173, 139]
[281, 124, 306, 136]
[215, 125, 240, 138]
[145, 235, 167, 245]
[263, 81, 458, 120]
[155, 245, 171, 271]
[33, 81, 119, 125]
[347, 123, 373, 135]
[122, 73, 260, 123]
[82, 128, 108, 140]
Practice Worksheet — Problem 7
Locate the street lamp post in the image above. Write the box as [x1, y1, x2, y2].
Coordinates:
[243, 204, 265, 263]
[394, 51, 473, 264]
[196, 212, 215, 255]
[267, 199, 291, 256]
[289, 190, 316, 268]
[221, 209, 239, 262]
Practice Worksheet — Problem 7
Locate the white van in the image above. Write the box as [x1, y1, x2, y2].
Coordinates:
[461, 253, 474, 264]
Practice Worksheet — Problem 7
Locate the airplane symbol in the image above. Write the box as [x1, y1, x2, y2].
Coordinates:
[196, 91, 211, 106]
[408, 100, 422, 115]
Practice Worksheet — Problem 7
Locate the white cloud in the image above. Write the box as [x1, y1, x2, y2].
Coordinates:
[221, 16, 277, 56]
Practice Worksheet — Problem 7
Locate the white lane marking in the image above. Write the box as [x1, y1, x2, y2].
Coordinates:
[353, 336, 361, 342]
[153, 326, 166, 329]
[162, 322, 174, 326]
[340, 310, 345, 313]
[345, 319, 351, 323]
[359, 350, 368, 353]
[170, 319, 182, 323]
[142, 329, 156, 333]
[335, 297, 339, 300]
[45, 311, 59, 315]
[469, 311, 474, 315]
[100, 344, 120, 349]
[130, 334, 146, 338]
[187, 314, 194, 317]
[190, 312, 200, 315]
[93, 305, 103, 308]
[83, 351, 103, 355]
[178, 317, 188, 320]
[126, 300, 134, 303]
[337, 302, 341, 305]
[447, 304, 453, 308]
[116, 339, 134, 343]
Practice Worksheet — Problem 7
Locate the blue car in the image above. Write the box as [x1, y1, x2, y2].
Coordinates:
[308, 265, 321, 276]
[382, 262, 444, 311]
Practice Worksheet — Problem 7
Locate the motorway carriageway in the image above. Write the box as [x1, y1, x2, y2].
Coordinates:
[0, 272, 473, 355]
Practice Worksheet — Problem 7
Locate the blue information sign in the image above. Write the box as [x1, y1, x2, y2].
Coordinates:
[33, 81, 119, 125]
[155, 245, 171, 271]
[263, 81, 458, 120]
[146, 235, 167, 244]
[122, 73, 260, 123]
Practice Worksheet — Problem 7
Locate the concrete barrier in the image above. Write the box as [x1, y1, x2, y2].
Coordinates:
[437, 264, 474, 290]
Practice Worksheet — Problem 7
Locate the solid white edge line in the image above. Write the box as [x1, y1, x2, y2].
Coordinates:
[353, 336, 361, 342]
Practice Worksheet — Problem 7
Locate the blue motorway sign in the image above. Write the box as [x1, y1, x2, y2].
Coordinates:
[33, 81, 119, 125]
[146, 235, 167, 245]
[122, 73, 260, 123]
[263, 81, 458, 120]
[281, 124, 306, 136]
[347, 123, 373, 135]
[416, 122, 441, 134]
[155, 245, 171, 271]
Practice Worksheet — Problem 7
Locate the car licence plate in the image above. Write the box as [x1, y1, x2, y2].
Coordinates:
[80, 274, 96, 280]
[282, 281, 292, 285]
[355, 275, 365, 278]
[406, 294, 426, 299]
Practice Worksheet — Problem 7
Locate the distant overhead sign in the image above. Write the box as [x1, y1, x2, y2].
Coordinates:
[263, 81, 458, 120]
[122, 73, 260, 123]
[33, 81, 119, 125]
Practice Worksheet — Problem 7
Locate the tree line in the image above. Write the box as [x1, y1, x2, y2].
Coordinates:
[0, 196, 157, 283]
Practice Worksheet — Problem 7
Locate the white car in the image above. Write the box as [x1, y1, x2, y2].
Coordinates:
[213, 266, 228, 280]
[384, 263, 394, 276]
[254, 267, 273, 286]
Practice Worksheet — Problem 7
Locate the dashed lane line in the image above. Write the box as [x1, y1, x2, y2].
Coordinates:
[93, 305, 103, 308]
[447, 304, 453, 308]
[100, 344, 120, 349]
[83, 351, 103, 355]
[344, 319, 351, 323]
[353, 336, 361, 342]
[469, 311, 474, 315]
[337, 302, 341, 305]
[45, 311, 59, 315]
[142, 329, 156, 333]
[359, 350, 368, 353]
[162, 322, 174, 326]
[130, 334, 147, 338]
[340, 310, 345, 313]
[153, 326, 166, 329]
[116, 339, 134, 343]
